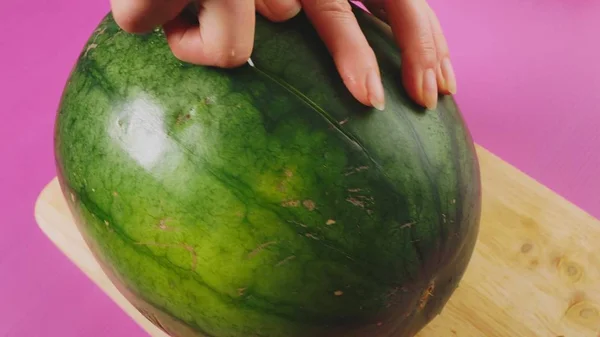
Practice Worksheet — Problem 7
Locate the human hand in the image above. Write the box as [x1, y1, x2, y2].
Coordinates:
[110, 0, 455, 110]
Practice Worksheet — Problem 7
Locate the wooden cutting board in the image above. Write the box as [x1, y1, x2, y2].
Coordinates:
[34, 145, 600, 337]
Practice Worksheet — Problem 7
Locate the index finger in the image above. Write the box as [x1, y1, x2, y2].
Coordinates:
[301, 0, 385, 110]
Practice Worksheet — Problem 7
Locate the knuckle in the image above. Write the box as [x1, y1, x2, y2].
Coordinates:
[314, 0, 352, 16]
[415, 35, 438, 64]
[433, 32, 449, 56]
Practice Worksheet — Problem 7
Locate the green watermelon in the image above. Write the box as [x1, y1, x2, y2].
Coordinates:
[54, 6, 481, 337]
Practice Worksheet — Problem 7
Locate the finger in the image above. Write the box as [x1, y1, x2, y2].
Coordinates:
[426, 5, 456, 95]
[301, 0, 385, 110]
[255, 0, 302, 22]
[110, 0, 190, 33]
[386, 0, 440, 109]
[164, 0, 255, 68]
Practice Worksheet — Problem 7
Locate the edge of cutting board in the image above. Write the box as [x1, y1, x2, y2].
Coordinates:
[34, 145, 600, 337]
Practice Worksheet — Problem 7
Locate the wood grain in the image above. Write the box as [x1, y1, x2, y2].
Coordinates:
[34, 145, 600, 337]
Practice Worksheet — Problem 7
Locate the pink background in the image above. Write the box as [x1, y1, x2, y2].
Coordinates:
[1, 0, 599, 336]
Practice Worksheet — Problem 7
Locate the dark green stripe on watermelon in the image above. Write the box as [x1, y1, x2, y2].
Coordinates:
[54, 7, 481, 337]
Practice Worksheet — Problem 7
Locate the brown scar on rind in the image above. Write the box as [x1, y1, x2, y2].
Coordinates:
[305, 233, 319, 240]
[287, 220, 307, 228]
[175, 112, 192, 125]
[346, 197, 366, 208]
[281, 200, 300, 207]
[400, 222, 415, 229]
[418, 280, 436, 310]
[276, 255, 296, 267]
[247, 241, 277, 259]
[302, 200, 316, 211]
[278, 169, 294, 192]
[355, 195, 374, 201]
[155, 218, 178, 231]
[184, 244, 197, 270]
[84, 43, 98, 57]
[344, 165, 368, 176]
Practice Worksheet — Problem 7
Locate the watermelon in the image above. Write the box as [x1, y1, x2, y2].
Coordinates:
[54, 6, 481, 337]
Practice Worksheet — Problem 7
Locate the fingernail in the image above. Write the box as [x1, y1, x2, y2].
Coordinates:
[267, 0, 302, 20]
[441, 57, 457, 94]
[423, 68, 438, 110]
[366, 70, 385, 111]
[285, 0, 302, 18]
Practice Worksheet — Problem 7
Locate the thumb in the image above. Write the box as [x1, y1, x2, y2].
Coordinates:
[110, 0, 190, 33]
